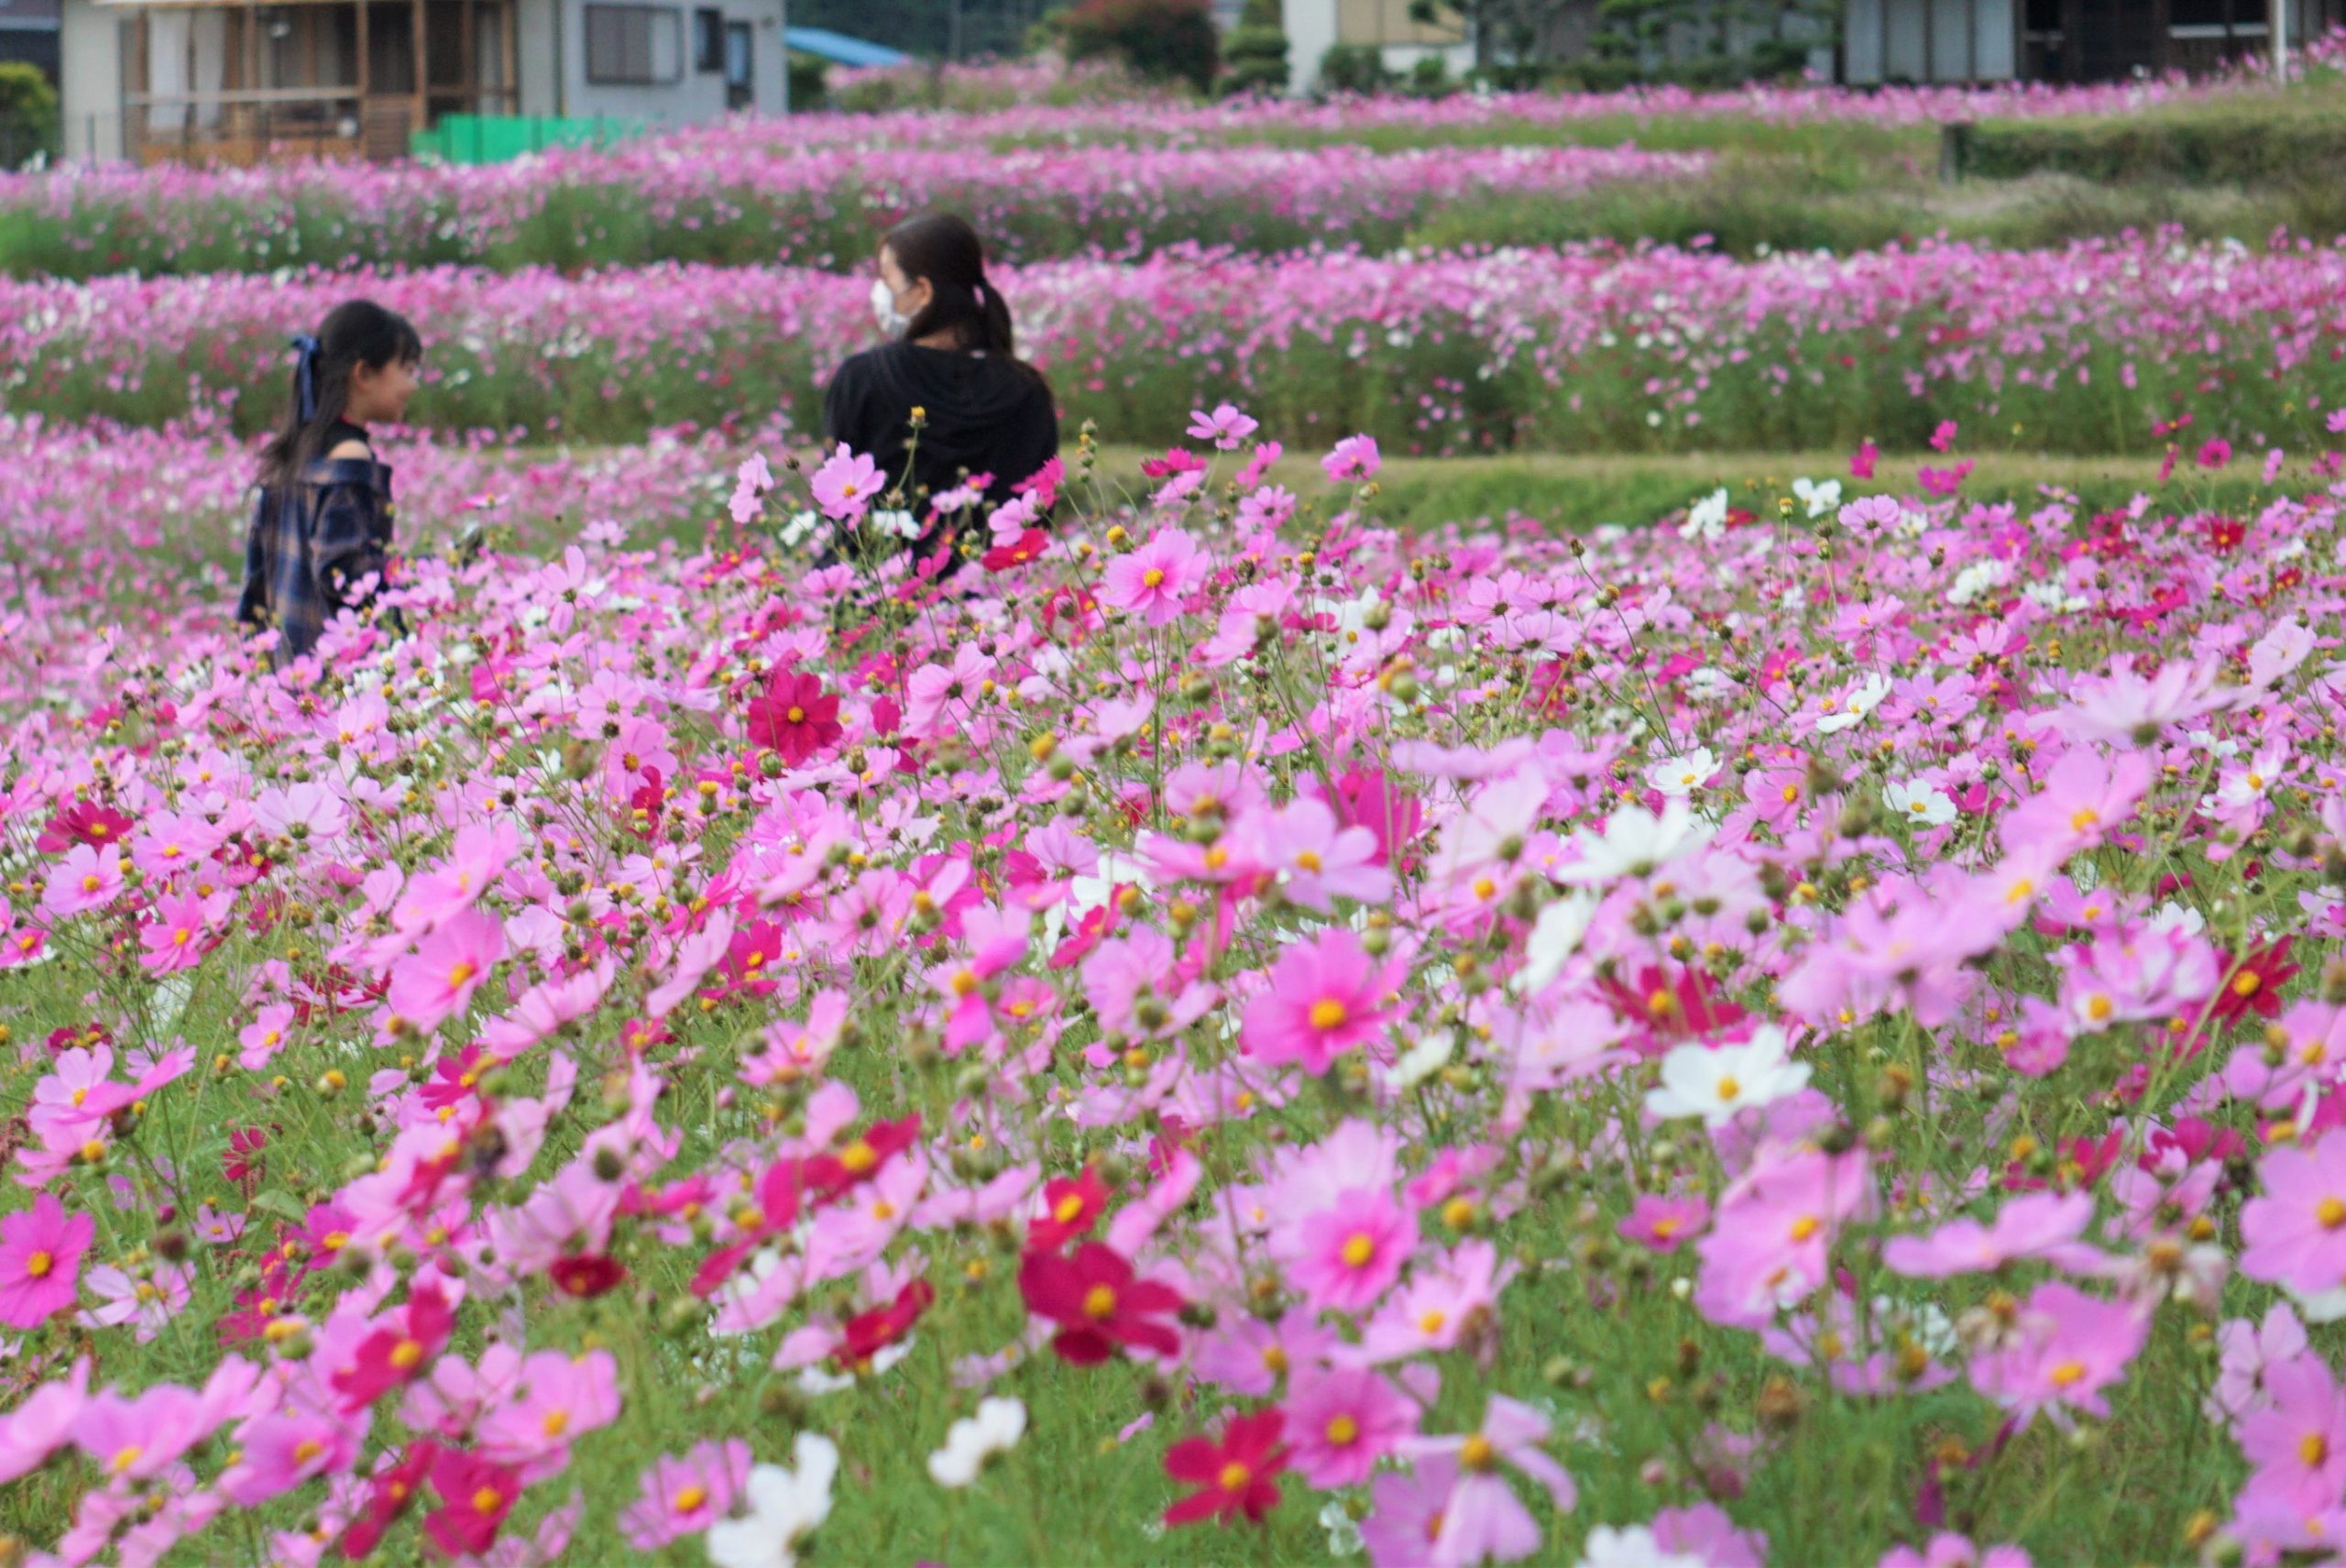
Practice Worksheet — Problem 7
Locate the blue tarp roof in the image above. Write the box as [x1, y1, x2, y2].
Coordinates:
[786, 27, 909, 67]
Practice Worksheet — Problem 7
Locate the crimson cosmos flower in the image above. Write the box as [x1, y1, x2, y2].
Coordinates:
[422, 1448, 521, 1559]
[1163, 1409, 1288, 1527]
[743, 668, 842, 767]
[333, 1284, 457, 1410]
[549, 1254, 629, 1299]
[1018, 1241, 1183, 1365]
[803, 1115, 922, 1204]
[336, 1442, 436, 1560]
[1025, 1166, 1111, 1254]
[832, 1278, 936, 1372]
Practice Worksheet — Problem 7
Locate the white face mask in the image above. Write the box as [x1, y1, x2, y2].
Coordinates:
[870, 277, 910, 338]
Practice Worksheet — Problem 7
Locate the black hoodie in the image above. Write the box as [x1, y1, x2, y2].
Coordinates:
[822, 342, 1059, 560]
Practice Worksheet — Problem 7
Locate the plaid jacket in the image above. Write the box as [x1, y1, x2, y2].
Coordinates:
[236, 454, 395, 663]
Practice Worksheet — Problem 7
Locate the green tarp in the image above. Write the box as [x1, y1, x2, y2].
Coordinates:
[409, 114, 649, 165]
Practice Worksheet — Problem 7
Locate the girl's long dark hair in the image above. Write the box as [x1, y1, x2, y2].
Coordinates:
[258, 299, 422, 488]
[882, 213, 1048, 389]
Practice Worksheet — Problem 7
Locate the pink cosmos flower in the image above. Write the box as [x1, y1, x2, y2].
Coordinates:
[219, 1409, 361, 1506]
[731, 453, 774, 524]
[1099, 527, 1209, 626]
[70, 1384, 208, 1482]
[2241, 1135, 2346, 1296]
[0, 1192, 93, 1329]
[1242, 927, 1405, 1074]
[811, 443, 883, 521]
[1879, 1537, 2033, 1568]
[237, 1003, 298, 1069]
[1362, 1455, 1481, 1568]
[40, 843, 123, 919]
[1968, 1281, 2149, 1426]
[1850, 438, 1880, 478]
[1323, 434, 1381, 483]
[1618, 1193, 1711, 1254]
[386, 907, 504, 1034]
[2235, 1354, 2346, 1515]
[1695, 1147, 1876, 1329]
[1283, 1365, 1418, 1487]
[137, 886, 225, 975]
[2000, 748, 2154, 860]
[78, 1262, 192, 1342]
[1187, 402, 1260, 450]
[1880, 1190, 2098, 1278]
[620, 1438, 751, 1550]
[1281, 1186, 1417, 1315]
[0, 1359, 89, 1485]
[1241, 797, 1391, 912]
[2198, 436, 2232, 469]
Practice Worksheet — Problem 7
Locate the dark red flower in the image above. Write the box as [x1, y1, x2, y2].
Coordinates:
[36, 800, 133, 854]
[690, 1157, 806, 1298]
[804, 1116, 921, 1204]
[628, 766, 665, 838]
[223, 1126, 269, 1184]
[1595, 964, 1747, 1057]
[1026, 1166, 1111, 1254]
[744, 669, 842, 767]
[333, 1285, 456, 1410]
[421, 1044, 487, 1113]
[832, 1278, 935, 1372]
[549, 1255, 628, 1299]
[1018, 1241, 1184, 1365]
[337, 1442, 436, 1559]
[1164, 1409, 1288, 1527]
[2212, 938, 2298, 1025]
[983, 528, 1051, 573]
[422, 1449, 521, 1559]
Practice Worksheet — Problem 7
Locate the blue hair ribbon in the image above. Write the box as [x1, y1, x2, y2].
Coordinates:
[290, 333, 323, 423]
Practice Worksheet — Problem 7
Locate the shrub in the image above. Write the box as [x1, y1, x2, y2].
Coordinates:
[1316, 41, 1389, 94]
[1219, 0, 1290, 97]
[788, 51, 830, 111]
[1057, 0, 1218, 96]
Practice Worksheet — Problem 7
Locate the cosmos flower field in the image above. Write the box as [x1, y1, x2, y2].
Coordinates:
[6, 61, 2346, 1568]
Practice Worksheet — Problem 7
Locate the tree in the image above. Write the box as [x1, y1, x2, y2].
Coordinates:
[1057, 0, 1220, 94]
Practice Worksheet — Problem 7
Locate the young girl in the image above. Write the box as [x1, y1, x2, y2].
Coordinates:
[236, 299, 422, 663]
[824, 212, 1058, 575]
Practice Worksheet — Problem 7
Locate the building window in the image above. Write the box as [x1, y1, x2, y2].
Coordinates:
[585, 4, 682, 84]
[695, 6, 724, 71]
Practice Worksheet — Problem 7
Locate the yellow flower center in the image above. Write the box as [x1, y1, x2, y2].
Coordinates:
[950, 969, 981, 997]
[1294, 850, 1322, 872]
[2305, 1434, 2330, 1468]
[1325, 1415, 1360, 1446]
[1788, 1215, 1821, 1242]
[542, 1409, 569, 1438]
[2087, 994, 2113, 1022]
[1081, 1284, 1117, 1320]
[2319, 1197, 2346, 1231]
[674, 1485, 708, 1513]
[2048, 1360, 2087, 1387]
[1309, 999, 1348, 1031]
[1054, 1193, 1087, 1223]
[786, 706, 806, 724]
[472, 1485, 503, 1515]
[294, 1438, 325, 1464]
[1218, 1461, 1251, 1492]
[2234, 971, 2263, 998]
[24, 1249, 51, 1278]
[1459, 1434, 1497, 1472]
[111, 1445, 143, 1475]
[839, 1140, 878, 1175]
[1340, 1233, 1376, 1268]
[446, 961, 476, 988]
[1143, 567, 1167, 589]
[1262, 1344, 1288, 1374]
[390, 1338, 424, 1369]
[1716, 1075, 1742, 1102]
[2069, 807, 2099, 831]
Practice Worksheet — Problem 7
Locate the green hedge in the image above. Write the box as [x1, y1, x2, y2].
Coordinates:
[1961, 90, 2346, 185]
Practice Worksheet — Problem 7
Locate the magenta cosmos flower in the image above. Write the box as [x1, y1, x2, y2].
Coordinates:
[1243, 927, 1406, 1075]
[2242, 1135, 2346, 1296]
[1098, 526, 1210, 627]
[1281, 1186, 1417, 1316]
[0, 1193, 93, 1329]
[1282, 1365, 1418, 1488]
[385, 907, 504, 1033]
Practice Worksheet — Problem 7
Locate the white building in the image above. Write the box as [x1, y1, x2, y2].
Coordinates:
[1843, 0, 2345, 82]
[60, 0, 788, 162]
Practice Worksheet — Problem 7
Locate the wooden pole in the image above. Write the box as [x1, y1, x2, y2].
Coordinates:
[411, 0, 425, 127]
[1923, 0, 1936, 79]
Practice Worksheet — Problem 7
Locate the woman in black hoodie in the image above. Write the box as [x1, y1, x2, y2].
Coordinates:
[824, 212, 1059, 576]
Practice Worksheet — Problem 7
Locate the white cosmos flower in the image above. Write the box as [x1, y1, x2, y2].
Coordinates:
[1577, 1524, 1709, 1568]
[1679, 488, 1730, 542]
[1553, 800, 1713, 886]
[1792, 476, 1843, 518]
[706, 1432, 839, 1568]
[926, 1396, 1027, 1487]
[1814, 674, 1891, 734]
[1514, 893, 1597, 995]
[1645, 1025, 1811, 1129]
[798, 1336, 915, 1395]
[1392, 1029, 1456, 1090]
[1646, 748, 1718, 797]
[1883, 780, 1957, 828]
